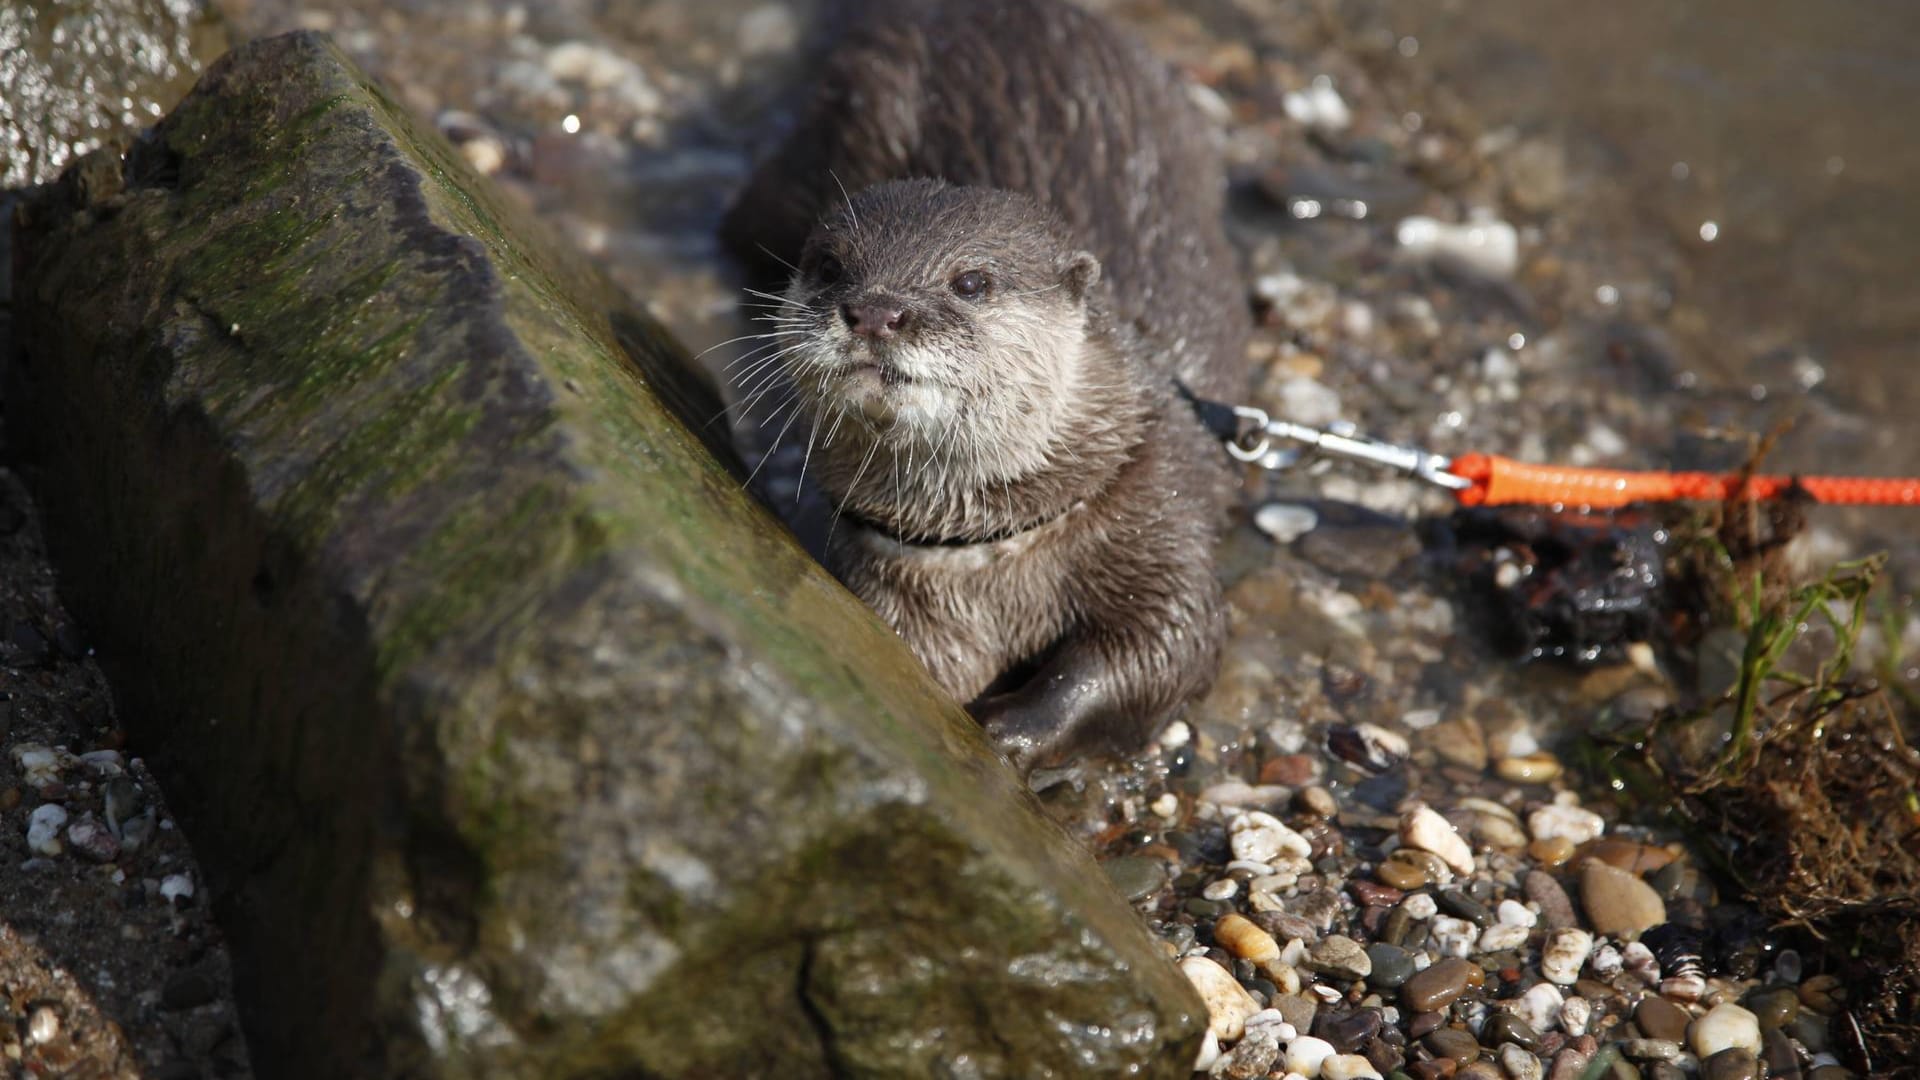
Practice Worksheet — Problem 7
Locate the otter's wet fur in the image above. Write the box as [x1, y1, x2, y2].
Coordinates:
[722, 0, 1249, 770]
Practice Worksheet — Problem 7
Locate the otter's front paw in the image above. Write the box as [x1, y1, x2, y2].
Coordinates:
[971, 695, 1067, 775]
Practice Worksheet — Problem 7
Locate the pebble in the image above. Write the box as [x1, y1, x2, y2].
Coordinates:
[1181, 955, 1261, 1041]
[1321, 1054, 1383, 1080]
[1402, 893, 1439, 920]
[66, 813, 121, 862]
[159, 873, 195, 905]
[1425, 716, 1489, 771]
[1478, 923, 1530, 952]
[1703, 1047, 1762, 1080]
[1497, 900, 1538, 928]
[1231, 811, 1313, 864]
[1523, 871, 1579, 929]
[1559, 996, 1592, 1037]
[1621, 1039, 1683, 1062]
[1306, 935, 1373, 981]
[1539, 928, 1592, 985]
[1430, 915, 1480, 958]
[1217, 913, 1282, 963]
[1425, 1026, 1481, 1063]
[1284, 1034, 1338, 1077]
[1367, 943, 1415, 988]
[1256, 502, 1319, 544]
[1376, 859, 1429, 891]
[1494, 752, 1563, 784]
[1401, 957, 1481, 1012]
[1103, 856, 1165, 901]
[27, 803, 68, 856]
[1499, 1044, 1543, 1080]
[1218, 1024, 1281, 1078]
[1401, 804, 1475, 874]
[1690, 1001, 1762, 1057]
[1744, 986, 1799, 1031]
[1484, 1012, 1542, 1051]
[1439, 889, 1495, 928]
[1395, 214, 1520, 279]
[1202, 878, 1240, 901]
[1528, 837, 1576, 868]
[1511, 983, 1564, 1034]
[1192, 1029, 1222, 1072]
[1316, 1008, 1383, 1053]
[1527, 805, 1606, 845]
[1579, 861, 1666, 937]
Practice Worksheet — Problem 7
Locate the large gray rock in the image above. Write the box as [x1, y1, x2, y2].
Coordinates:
[0, 0, 226, 189]
[7, 31, 1203, 1079]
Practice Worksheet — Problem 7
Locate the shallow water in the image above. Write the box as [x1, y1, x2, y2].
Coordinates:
[1373, 0, 1920, 480]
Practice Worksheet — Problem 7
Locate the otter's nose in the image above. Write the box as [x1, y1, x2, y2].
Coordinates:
[842, 300, 907, 339]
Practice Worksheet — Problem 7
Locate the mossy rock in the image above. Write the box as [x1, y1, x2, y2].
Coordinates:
[6, 30, 1202, 1080]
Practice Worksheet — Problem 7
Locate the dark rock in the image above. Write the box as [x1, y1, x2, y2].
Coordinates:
[1634, 996, 1692, 1043]
[1438, 888, 1494, 928]
[1366, 942, 1415, 988]
[8, 32, 1201, 1080]
[1313, 1007, 1383, 1053]
[1523, 870, 1579, 930]
[1483, 1012, 1541, 1051]
[1703, 1048, 1762, 1080]
[162, 971, 219, 1012]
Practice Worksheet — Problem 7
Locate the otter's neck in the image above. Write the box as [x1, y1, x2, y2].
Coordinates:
[814, 329, 1150, 545]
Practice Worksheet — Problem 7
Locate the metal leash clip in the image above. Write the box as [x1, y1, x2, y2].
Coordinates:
[1226, 405, 1473, 492]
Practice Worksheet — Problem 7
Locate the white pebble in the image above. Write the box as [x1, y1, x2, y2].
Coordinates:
[27, 1005, 59, 1044]
[160, 873, 195, 904]
[1430, 916, 1481, 958]
[1231, 811, 1312, 864]
[1497, 900, 1538, 927]
[1622, 941, 1660, 986]
[1399, 804, 1475, 874]
[1256, 502, 1319, 544]
[1204, 879, 1241, 903]
[1590, 943, 1625, 978]
[1179, 956, 1260, 1042]
[1512, 982, 1564, 1033]
[13, 745, 64, 787]
[27, 804, 68, 856]
[1691, 1001, 1762, 1057]
[1478, 923, 1529, 952]
[1192, 1029, 1222, 1072]
[1283, 1035, 1337, 1077]
[1151, 792, 1180, 818]
[1160, 720, 1192, 749]
[1401, 892, 1438, 920]
[1527, 804, 1606, 844]
[1321, 1054, 1383, 1080]
[1282, 77, 1352, 131]
[1498, 1043, 1542, 1080]
[1540, 928, 1593, 985]
[1394, 214, 1520, 279]
[1559, 996, 1592, 1037]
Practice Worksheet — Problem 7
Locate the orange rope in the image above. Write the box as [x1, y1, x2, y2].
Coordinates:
[1449, 453, 1920, 510]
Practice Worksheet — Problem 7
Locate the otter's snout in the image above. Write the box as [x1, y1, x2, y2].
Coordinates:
[842, 299, 909, 339]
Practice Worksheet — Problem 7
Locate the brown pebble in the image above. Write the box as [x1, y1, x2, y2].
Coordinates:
[1410, 1059, 1458, 1080]
[1294, 784, 1338, 818]
[1798, 973, 1843, 1013]
[1424, 1025, 1481, 1064]
[1547, 1046, 1592, 1080]
[1458, 1062, 1505, 1080]
[1351, 879, 1404, 907]
[1214, 913, 1280, 963]
[1581, 838, 1676, 875]
[1261, 753, 1318, 786]
[1635, 995, 1692, 1042]
[1579, 859, 1666, 937]
[1528, 836, 1575, 867]
[1524, 869, 1579, 929]
[1494, 751, 1563, 783]
[1407, 1009, 1446, 1039]
[0, 786, 20, 811]
[1402, 957, 1482, 1013]
[1704, 1047, 1762, 1080]
[1377, 858, 1429, 891]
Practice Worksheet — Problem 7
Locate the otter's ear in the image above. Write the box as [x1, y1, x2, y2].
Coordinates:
[1059, 250, 1101, 303]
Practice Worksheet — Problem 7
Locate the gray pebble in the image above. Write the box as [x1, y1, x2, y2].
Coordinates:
[1366, 942, 1414, 988]
[1101, 855, 1165, 902]
[1524, 870, 1578, 930]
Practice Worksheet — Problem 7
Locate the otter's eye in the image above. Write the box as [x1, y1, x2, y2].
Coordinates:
[950, 270, 989, 299]
[814, 254, 844, 286]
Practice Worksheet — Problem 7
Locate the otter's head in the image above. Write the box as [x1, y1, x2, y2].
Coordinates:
[780, 178, 1103, 481]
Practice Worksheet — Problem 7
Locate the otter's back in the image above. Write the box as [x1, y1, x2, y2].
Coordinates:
[723, 0, 1247, 399]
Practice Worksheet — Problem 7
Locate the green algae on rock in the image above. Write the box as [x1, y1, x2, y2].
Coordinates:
[7, 31, 1203, 1079]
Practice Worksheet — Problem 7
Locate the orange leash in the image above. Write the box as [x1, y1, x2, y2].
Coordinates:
[1449, 453, 1920, 510]
[1210, 402, 1920, 511]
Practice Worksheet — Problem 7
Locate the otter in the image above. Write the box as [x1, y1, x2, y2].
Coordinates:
[721, 0, 1249, 771]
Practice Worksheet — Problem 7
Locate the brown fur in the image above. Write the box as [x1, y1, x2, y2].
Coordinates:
[722, 0, 1249, 770]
